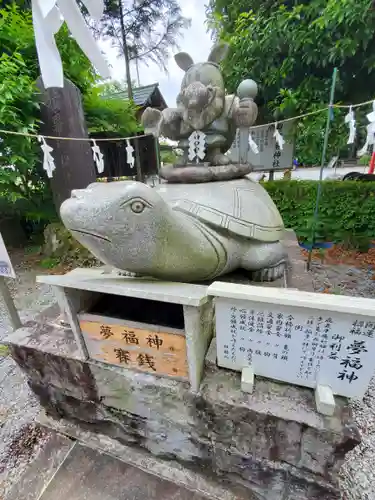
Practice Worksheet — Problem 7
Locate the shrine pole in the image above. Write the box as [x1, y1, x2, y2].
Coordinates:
[307, 68, 338, 271]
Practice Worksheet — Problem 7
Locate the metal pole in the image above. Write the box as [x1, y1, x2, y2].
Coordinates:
[307, 68, 338, 271]
[0, 277, 21, 331]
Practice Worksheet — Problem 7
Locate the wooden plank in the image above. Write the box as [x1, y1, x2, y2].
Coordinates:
[80, 319, 186, 357]
[0, 277, 21, 331]
[86, 338, 189, 378]
[54, 286, 89, 360]
[78, 313, 184, 336]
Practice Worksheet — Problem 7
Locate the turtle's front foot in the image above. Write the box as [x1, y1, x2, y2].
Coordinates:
[250, 260, 287, 283]
[110, 268, 143, 278]
[241, 242, 289, 283]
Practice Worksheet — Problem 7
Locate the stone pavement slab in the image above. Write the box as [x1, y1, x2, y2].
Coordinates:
[39, 443, 210, 500]
[5, 431, 74, 500]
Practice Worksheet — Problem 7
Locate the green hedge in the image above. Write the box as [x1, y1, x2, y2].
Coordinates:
[264, 180, 375, 247]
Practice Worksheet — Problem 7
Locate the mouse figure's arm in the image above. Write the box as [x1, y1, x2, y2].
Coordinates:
[228, 94, 258, 129]
[142, 107, 186, 141]
[227, 79, 258, 129]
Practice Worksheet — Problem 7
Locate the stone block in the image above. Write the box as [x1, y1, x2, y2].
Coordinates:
[213, 446, 287, 500]
[5, 317, 360, 500]
[214, 445, 341, 500]
[11, 346, 97, 401]
[6, 306, 97, 402]
[90, 362, 193, 426]
[300, 406, 361, 478]
[300, 428, 336, 476]
[282, 467, 340, 500]
[29, 380, 213, 468]
[240, 366, 254, 393]
[4, 308, 98, 401]
[315, 384, 336, 416]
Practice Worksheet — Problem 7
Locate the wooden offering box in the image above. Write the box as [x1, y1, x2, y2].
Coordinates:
[37, 268, 214, 392]
[79, 294, 189, 378]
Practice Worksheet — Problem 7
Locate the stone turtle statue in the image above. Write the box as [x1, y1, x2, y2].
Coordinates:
[60, 178, 287, 283]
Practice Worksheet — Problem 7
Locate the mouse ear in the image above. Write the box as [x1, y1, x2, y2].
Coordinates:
[208, 43, 229, 64]
[175, 52, 194, 72]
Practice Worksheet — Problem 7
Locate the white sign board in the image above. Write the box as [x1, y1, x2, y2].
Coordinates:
[228, 123, 294, 170]
[0, 233, 16, 278]
[208, 283, 375, 399]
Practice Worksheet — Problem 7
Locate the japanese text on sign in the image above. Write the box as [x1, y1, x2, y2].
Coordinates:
[80, 319, 188, 378]
[216, 298, 375, 398]
[0, 233, 16, 278]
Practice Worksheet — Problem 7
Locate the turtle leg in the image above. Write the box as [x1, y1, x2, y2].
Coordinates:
[103, 267, 144, 278]
[240, 242, 289, 282]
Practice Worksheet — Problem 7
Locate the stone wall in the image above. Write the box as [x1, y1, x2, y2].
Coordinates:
[5, 305, 360, 500]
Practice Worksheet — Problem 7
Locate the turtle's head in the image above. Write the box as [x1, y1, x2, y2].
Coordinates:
[60, 181, 170, 273]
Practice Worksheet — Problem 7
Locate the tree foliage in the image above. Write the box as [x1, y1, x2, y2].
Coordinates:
[93, 1, 190, 81]
[0, 4, 138, 228]
[84, 83, 139, 135]
[207, 0, 375, 164]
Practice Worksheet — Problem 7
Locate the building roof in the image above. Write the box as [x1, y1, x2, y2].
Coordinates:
[110, 83, 167, 109]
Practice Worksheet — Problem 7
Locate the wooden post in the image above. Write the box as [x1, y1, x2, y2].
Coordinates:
[37, 77, 97, 211]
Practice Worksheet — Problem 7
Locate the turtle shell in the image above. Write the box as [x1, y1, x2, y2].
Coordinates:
[155, 177, 284, 242]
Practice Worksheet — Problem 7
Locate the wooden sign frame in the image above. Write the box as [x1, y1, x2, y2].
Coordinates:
[0, 233, 21, 331]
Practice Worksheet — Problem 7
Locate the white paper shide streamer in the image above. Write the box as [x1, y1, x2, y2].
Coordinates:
[126, 139, 135, 169]
[358, 101, 375, 157]
[273, 123, 285, 151]
[248, 132, 259, 154]
[31, 0, 110, 88]
[188, 131, 206, 162]
[38, 136, 55, 178]
[344, 106, 356, 145]
[91, 139, 104, 174]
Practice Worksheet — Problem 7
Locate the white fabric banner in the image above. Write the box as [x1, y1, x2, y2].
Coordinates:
[32, 0, 110, 88]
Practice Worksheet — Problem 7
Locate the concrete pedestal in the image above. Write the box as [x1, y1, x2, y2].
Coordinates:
[5, 304, 360, 500]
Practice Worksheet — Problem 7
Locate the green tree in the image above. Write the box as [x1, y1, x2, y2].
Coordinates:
[0, 4, 138, 228]
[91, 0, 190, 98]
[84, 83, 139, 135]
[207, 0, 375, 164]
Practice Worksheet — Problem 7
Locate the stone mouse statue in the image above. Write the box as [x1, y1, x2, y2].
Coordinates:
[60, 178, 286, 283]
[141, 43, 258, 167]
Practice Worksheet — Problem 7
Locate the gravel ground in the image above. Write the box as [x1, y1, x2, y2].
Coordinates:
[310, 262, 375, 500]
[0, 255, 375, 499]
[311, 263, 375, 298]
[0, 252, 55, 496]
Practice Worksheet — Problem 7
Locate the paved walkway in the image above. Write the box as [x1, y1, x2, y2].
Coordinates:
[5, 434, 213, 500]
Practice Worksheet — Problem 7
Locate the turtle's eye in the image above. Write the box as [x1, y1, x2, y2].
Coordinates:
[131, 201, 146, 214]
[121, 196, 152, 212]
